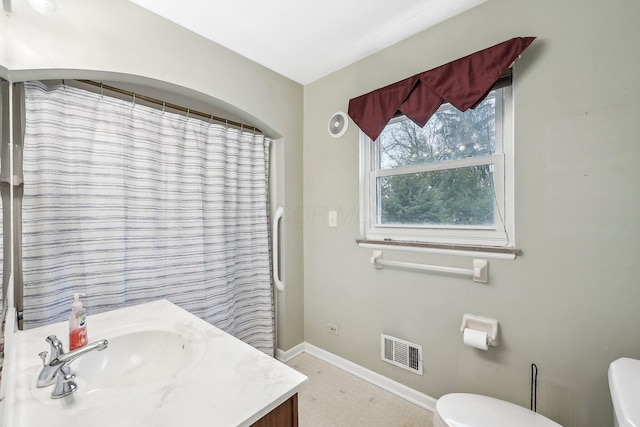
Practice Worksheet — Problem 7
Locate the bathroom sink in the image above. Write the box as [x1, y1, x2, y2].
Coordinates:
[30, 327, 208, 409]
[3, 300, 307, 427]
[74, 329, 207, 388]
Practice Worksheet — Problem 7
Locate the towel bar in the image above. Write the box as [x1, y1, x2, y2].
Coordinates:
[370, 250, 488, 283]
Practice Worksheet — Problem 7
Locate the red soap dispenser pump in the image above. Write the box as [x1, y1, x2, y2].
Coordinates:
[69, 293, 88, 351]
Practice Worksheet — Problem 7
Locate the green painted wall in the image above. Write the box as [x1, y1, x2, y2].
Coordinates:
[303, 0, 640, 426]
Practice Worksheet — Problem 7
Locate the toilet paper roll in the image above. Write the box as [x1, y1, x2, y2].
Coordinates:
[463, 328, 489, 350]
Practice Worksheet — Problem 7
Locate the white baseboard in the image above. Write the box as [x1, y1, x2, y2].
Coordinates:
[276, 342, 437, 413]
[276, 342, 305, 362]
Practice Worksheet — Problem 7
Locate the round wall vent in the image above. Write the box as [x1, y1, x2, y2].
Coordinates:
[328, 111, 348, 138]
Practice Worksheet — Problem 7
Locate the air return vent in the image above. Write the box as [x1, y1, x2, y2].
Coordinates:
[381, 334, 423, 375]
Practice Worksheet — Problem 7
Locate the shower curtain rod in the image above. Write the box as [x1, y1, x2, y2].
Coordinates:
[77, 79, 263, 134]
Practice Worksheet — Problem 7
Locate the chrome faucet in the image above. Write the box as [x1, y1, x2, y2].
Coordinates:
[37, 336, 65, 387]
[37, 335, 108, 399]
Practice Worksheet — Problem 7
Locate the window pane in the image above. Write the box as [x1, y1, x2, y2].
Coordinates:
[378, 93, 496, 170]
[377, 165, 495, 226]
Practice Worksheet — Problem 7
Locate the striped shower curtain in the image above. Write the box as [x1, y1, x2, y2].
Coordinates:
[21, 81, 274, 355]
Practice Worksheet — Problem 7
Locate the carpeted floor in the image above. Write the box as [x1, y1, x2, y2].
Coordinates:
[287, 353, 433, 427]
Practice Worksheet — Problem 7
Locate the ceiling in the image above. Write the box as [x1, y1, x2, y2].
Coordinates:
[129, 0, 486, 85]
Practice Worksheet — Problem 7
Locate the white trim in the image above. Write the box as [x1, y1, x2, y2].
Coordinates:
[277, 342, 437, 413]
[502, 85, 515, 247]
[359, 131, 369, 239]
[375, 154, 496, 176]
[275, 342, 306, 362]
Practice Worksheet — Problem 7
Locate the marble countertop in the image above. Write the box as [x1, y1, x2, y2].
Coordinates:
[2, 299, 307, 426]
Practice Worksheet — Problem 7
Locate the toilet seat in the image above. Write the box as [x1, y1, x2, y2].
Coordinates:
[434, 393, 562, 427]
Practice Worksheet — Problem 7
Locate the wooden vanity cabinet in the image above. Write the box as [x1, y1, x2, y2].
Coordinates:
[250, 394, 298, 427]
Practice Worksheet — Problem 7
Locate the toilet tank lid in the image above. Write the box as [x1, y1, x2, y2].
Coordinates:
[609, 357, 640, 427]
[436, 393, 561, 427]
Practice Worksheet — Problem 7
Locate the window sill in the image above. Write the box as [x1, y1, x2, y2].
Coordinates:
[356, 239, 521, 260]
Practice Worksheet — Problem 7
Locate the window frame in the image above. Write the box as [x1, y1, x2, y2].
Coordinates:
[359, 85, 515, 249]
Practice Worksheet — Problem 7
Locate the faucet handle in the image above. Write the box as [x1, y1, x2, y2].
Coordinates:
[45, 335, 65, 361]
[51, 369, 77, 399]
[38, 351, 48, 367]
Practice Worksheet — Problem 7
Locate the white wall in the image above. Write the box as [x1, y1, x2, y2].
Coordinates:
[303, 0, 640, 426]
[0, 0, 305, 351]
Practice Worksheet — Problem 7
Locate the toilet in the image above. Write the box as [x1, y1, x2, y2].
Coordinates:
[608, 357, 640, 427]
[433, 393, 561, 427]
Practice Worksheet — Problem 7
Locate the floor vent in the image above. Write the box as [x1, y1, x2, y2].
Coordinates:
[381, 334, 423, 375]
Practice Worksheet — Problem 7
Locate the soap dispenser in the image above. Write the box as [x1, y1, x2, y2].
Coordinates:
[69, 293, 88, 351]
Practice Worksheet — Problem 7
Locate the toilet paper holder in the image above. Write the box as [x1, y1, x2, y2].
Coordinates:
[460, 314, 499, 346]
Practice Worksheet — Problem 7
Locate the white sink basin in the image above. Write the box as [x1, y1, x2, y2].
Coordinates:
[31, 326, 208, 409]
[75, 329, 206, 388]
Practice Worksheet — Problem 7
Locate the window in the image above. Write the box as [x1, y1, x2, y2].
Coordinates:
[360, 86, 514, 249]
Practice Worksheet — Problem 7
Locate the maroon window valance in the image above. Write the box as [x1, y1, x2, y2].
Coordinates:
[347, 36, 536, 141]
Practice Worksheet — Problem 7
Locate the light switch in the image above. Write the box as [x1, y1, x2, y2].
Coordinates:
[328, 211, 338, 228]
